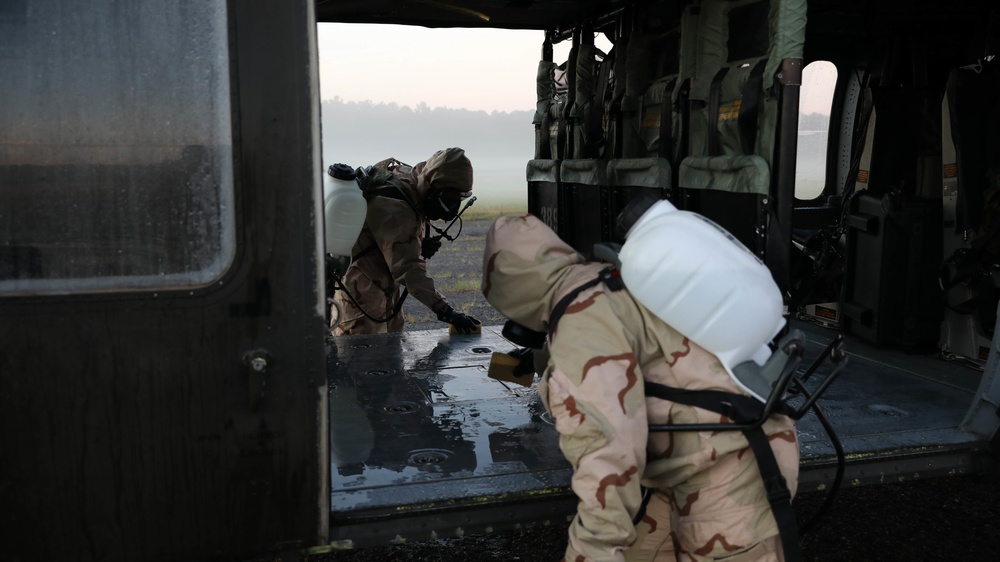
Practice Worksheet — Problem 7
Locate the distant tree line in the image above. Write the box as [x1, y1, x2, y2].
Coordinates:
[799, 112, 830, 131]
[320, 97, 535, 170]
[319, 98, 833, 206]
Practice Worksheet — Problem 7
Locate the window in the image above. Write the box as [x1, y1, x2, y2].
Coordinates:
[0, 0, 235, 295]
[795, 61, 837, 201]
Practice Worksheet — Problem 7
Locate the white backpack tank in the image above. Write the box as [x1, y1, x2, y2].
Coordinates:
[617, 197, 785, 401]
[323, 163, 368, 275]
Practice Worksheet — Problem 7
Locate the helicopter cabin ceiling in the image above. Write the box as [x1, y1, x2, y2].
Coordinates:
[314, 0, 623, 33]
[314, 0, 999, 50]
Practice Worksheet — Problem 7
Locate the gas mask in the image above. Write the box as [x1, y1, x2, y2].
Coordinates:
[425, 188, 465, 221]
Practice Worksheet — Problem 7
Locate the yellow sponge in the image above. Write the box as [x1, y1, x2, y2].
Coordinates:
[449, 322, 482, 335]
[487, 352, 534, 387]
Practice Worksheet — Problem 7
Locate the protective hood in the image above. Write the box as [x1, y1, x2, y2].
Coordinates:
[422, 147, 474, 197]
[481, 214, 605, 333]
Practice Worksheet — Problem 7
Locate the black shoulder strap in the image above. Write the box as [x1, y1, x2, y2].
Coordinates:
[643, 380, 801, 562]
[547, 267, 624, 338]
[744, 422, 800, 562]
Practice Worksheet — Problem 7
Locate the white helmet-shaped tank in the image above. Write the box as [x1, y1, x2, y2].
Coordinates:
[323, 163, 368, 276]
[616, 194, 785, 402]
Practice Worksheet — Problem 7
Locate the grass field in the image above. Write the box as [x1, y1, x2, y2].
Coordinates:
[459, 202, 527, 222]
[402, 211, 522, 330]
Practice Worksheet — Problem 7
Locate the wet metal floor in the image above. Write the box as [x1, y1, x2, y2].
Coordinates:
[327, 321, 985, 546]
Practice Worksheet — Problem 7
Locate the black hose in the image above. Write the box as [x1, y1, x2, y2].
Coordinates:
[332, 274, 408, 324]
[793, 380, 845, 535]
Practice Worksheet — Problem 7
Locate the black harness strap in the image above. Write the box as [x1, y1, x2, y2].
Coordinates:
[643, 381, 801, 562]
[744, 420, 799, 562]
[586, 47, 615, 158]
[556, 99, 568, 160]
[539, 109, 554, 160]
[658, 77, 678, 160]
[537, 36, 555, 160]
[563, 33, 581, 160]
[546, 268, 802, 561]
[738, 59, 769, 155]
[547, 267, 625, 338]
[708, 67, 730, 156]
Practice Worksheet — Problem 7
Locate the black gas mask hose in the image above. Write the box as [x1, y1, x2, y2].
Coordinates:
[423, 195, 477, 259]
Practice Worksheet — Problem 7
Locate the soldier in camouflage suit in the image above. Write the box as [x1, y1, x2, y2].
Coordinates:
[482, 214, 799, 562]
[332, 148, 480, 335]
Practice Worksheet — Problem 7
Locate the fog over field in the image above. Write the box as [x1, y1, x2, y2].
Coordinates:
[321, 97, 833, 205]
[321, 98, 535, 207]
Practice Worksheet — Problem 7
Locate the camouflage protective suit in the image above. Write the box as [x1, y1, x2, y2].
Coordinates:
[332, 148, 473, 335]
[482, 214, 799, 562]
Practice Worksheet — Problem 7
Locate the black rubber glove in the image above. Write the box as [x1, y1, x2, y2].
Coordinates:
[508, 347, 536, 377]
[421, 236, 442, 259]
[436, 305, 481, 333]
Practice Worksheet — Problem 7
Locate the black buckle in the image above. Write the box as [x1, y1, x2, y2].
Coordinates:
[599, 267, 625, 291]
[764, 474, 792, 505]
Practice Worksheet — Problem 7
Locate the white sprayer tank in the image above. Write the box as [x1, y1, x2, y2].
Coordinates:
[323, 163, 367, 273]
[617, 199, 785, 400]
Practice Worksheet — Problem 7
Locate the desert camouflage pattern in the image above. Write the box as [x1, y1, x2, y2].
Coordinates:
[482, 214, 799, 562]
[332, 149, 472, 335]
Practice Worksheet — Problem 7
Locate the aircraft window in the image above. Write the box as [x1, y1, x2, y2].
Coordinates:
[552, 32, 614, 60]
[795, 60, 837, 201]
[0, 0, 235, 295]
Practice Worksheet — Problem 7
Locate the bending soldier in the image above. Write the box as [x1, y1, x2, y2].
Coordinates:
[331, 147, 480, 335]
[481, 214, 799, 562]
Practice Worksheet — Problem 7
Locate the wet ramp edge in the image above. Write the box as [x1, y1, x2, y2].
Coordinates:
[328, 327, 573, 518]
[327, 325, 988, 519]
[792, 323, 986, 487]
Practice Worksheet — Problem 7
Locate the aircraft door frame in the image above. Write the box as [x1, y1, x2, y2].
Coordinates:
[0, 0, 328, 559]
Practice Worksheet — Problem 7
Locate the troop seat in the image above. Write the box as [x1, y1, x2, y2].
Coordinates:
[678, 155, 770, 256]
[560, 159, 609, 257]
[678, 0, 806, 287]
[607, 157, 672, 239]
[632, 74, 680, 164]
[526, 159, 563, 238]
[569, 39, 611, 160]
